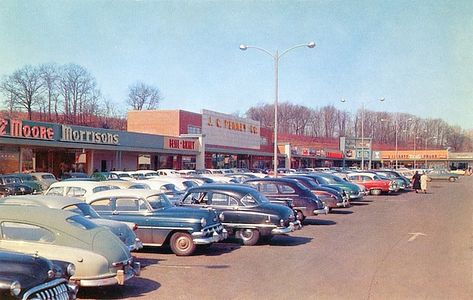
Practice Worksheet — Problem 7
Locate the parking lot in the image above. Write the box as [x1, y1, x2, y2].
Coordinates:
[79, 177, 473, 300]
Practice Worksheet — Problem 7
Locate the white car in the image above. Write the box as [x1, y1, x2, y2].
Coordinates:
[127, 170, 160, 179]
[156, 169, 179, 176]
[110, 171, 134, 181]
[30, 172, 58, 190]
[46, 181, 117, 200]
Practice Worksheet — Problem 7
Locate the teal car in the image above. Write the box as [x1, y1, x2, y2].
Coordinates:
[306, 173, 364, 200]
[86, 189, 228, 256]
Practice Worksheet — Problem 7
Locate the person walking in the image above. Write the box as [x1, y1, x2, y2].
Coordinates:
[420, 172, 429, 194]
[411, 171, 421, 193]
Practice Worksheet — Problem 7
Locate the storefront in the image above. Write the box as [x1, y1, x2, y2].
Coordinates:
[380, 150, 449, 169]
[0, 118, 199, 177]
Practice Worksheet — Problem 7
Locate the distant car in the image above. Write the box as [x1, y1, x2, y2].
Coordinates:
[302, 173, 365, 200]
[0, 205, 140, 287]
[346, 172, 396, 195]
[86, 189, 228, 256]
[60, 172, 89, 180]
[0, 175, 33, 196]
[30, 172, 58, 189]
[179, 184, 301, 245]
[284, 175, 350, 211]
[6, 173, 43, 194]
[244, 178, 328, 221]
[90, 172, 121, 181]
[131, 179, 184, 203]
[0, 250, 77, 300]
[0, 195, 143, 251]
[426, 169, 460, 182]
[46, 180, 117, 200]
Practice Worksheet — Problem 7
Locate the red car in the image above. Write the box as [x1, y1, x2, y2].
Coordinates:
[346, 172, 396, 195]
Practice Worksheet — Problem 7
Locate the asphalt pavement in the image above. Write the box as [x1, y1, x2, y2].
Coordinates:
[79, 177, 473, 300]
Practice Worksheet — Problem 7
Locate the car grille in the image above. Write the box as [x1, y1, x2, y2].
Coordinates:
[24, 279, 71, 300]
[202, 223, 225, 238]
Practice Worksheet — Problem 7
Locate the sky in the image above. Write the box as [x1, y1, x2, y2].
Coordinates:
[0, 0, 472, 129]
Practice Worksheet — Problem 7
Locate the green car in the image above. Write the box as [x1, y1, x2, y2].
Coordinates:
[426, 169, 459, 182]
[0, 205, 140, 287]
[6, 173, 43, 194]
[307, 173, 365, 200]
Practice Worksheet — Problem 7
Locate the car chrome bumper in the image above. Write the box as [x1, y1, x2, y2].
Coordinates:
[128, 239, 144, 251]
[349, 192, 364, 199]
[313, 206, 329, 215]
[192, 228, 228, 244]
[271, 220, 302, 235]
[77, 262, 140, 287]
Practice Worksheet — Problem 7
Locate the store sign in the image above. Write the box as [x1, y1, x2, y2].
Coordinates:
[381, 150, 448, 160]
[0, 119, 54, 140]
[202, 109, 261, 149]
[164, 137, 198, 151]
[61, 125, 119, 145]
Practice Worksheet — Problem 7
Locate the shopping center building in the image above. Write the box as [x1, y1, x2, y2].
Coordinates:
[1, 109, 472, 176]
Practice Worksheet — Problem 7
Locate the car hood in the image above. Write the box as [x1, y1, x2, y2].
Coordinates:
[0, 251, 52, 293]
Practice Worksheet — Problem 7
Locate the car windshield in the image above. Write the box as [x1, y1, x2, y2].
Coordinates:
[183, 181, 198, 189]
[145, 172, 159, 177]
[93, 186, 112, 193]
[3, 177, 21, 184]
[373, 175, 382, 180]
[63, 203, 101, 219]
[118, 174, 131, 178]
[314, 176, 331, 184]
[147, 194, 172, 209]
[42, 174, 56, 179]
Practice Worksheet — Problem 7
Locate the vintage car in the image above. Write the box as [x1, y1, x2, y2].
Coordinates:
[244, 178, 328, 221]
[85, 189, 228, 256]
[46, 180, 117, 200]
[59, 172, 89, 181]
[426, 169, 460, 182]
[0, 195, 143, 251]
[144, 177, 199, 192]
[90, 172, 121, 181]
[179, 185, 301, 245]
[131, 179, 185, 203]
[284, 175, 350, 211]
[30, 172, 58, 190]
[0, 250, 78, 300]
[346, 172, 396, 195]
[0, 205, 140, 287]
[0, 175, 33, 196]
[6, 174, 43, 194]
[373, 170, 410, 191]
[303, 173, 365, 200]
[128, 170, 160, 178]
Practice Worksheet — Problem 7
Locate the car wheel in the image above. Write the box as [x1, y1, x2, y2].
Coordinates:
[239, 229, 260, 246]
[448, 177, 456, 182]
[371, 189, 382, 196]
[296, 210, 306, 222]
[170, 232, 196, 256]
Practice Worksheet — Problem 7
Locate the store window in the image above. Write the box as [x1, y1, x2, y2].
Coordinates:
[188, 126, 201, 134]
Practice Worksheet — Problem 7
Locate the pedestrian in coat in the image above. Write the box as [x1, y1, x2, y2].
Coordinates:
[420, 172, 429, 194]
[411, 171, 421, 193]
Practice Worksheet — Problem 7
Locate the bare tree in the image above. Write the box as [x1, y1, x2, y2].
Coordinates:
[0, 65, 43, 120]
[39, 63, 59, 121]
[126, 81, 162, 110]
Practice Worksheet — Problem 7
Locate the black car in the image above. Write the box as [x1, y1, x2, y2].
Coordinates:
[244, 178, 328, 221]
[180, 184, 301, 246]
[0, 250, 77, 299]
[0, 175, 33, 196]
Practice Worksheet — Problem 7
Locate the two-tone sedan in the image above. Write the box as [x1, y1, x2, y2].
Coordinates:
[179, 185, 301, 246]
[86, 189, 227, 256]
[0, 195, 143, 251]
[0, 205, 140, 287]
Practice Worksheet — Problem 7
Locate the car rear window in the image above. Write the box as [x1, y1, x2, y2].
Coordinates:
[66, 215, 97, 230]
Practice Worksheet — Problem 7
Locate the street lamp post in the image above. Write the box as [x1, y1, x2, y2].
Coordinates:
[424, 136, 437, 168]
[240, 42, 316, 177]
[341, 98, 384, 170]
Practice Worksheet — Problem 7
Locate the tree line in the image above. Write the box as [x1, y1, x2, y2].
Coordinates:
[246, 102, 473, 152]
[1, 63, 471, 151]
[0, 63, 161, 128]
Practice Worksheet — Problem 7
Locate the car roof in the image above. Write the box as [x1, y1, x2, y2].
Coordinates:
[0, 205, 79, 227]
[187, 184, 257, 193]
[49, 181, 110, 188]
[245, 177, 298, 184]
[0, 195, 82, 209]
[86, 189, 164, 202]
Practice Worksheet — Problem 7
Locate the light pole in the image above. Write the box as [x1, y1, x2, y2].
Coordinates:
[341, 98, 385, 170]
[240, 42, 316, 177]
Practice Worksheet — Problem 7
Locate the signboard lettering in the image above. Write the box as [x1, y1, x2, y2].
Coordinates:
[0, 118, 54, 140]
[61, 125, 119, 145]
[165, 137, 197, 150]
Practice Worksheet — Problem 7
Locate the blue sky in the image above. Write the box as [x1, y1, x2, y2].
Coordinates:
[1, 0, 472, 129]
